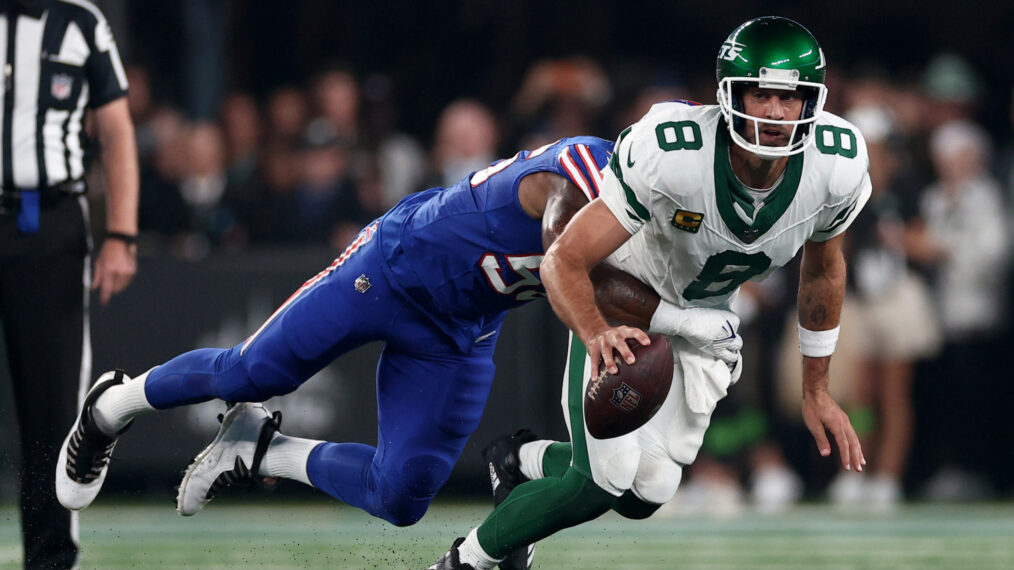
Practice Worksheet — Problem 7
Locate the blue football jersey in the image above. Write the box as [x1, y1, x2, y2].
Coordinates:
[377, 136, 613, 351]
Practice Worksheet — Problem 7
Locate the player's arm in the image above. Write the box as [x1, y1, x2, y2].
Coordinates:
[798, 233, 865, 472]
[542, 199, 649, 374]
[532, 172, 659, 328]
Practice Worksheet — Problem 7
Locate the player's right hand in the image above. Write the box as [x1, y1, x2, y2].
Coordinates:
[584, 326, 650, 375]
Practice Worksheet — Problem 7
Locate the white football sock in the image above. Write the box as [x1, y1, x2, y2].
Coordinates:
[456, 528, 500, 570]
[519, 439, 554, 481]
[93, 368, 156, 435]
[262, 434, 322, 486]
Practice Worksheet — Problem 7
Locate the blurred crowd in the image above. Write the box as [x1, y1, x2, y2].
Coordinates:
[91, 52, 1013, 510]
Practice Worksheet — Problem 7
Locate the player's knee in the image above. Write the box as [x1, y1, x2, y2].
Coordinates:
[241, 359, 301, 400]
[373, 480, 431, 527]
[380, 501, 428, 527]
[613, 490, 663, 520]
[376, 454, 454, 527]
[402, 453, 454, 496]
[201, 354, 272, 402]
[631, 455, 682, 505]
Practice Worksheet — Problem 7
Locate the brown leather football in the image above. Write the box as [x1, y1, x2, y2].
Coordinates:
[584, 333, 674, 439]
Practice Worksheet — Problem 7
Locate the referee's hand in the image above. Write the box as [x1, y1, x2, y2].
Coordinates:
[92, 239, 137, 305]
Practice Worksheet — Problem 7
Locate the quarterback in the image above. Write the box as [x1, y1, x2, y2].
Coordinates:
[56, 135, 728, 527]
[432, 16, 869, 570]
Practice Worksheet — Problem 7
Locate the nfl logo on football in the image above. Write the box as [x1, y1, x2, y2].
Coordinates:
[51, 73, 73, 100]
[610, 382, 641, 412]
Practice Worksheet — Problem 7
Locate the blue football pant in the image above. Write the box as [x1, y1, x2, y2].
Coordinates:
[143, 229, 501, 526]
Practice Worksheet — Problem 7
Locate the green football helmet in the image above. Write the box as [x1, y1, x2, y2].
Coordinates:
[716, 16, 828, 157]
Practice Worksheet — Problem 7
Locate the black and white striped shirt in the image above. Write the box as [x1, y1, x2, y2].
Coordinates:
[0, 0, 127, 190]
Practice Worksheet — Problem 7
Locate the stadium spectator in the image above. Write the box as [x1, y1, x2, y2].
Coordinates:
[265, 86, 310, 147]
[175, 122, 238, 255]
[220, 91, 262, 191]
[312, 68, 361, 145]
[612, 77, 694, 138]
[921, 53, 983, 129]
[913, 120, 1008, 500]
[360, 73, 427, 209]
[427, 99, 500, 188]
[511, 57, 612, 148]
[234, 143, 301, 244]
[137, 108, 191, 242]
[290, 120, 361, 248]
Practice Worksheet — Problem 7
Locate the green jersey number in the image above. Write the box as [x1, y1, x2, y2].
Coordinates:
[814, 125, 857, 159]
[683, 250, 772, 300]
[655, 121, 703, 151]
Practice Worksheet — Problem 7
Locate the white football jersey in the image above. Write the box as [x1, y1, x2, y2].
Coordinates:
[598, 102, 872, 309]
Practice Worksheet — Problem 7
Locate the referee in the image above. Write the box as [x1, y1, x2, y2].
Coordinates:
[0, 0, 138, 568]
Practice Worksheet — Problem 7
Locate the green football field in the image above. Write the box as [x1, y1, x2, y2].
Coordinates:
[2, 500, 1013, 569]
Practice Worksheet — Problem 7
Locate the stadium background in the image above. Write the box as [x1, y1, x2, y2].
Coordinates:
[2, 1, 1014, 566]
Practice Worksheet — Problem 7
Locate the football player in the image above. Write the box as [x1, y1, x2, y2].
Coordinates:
[55, 133, 737, 530]
[431, 16, 868, 570]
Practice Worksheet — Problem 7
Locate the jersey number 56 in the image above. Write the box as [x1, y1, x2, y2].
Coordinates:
[480, 253, 545, 301]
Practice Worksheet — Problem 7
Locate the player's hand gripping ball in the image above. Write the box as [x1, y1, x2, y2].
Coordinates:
[584, 333, 674, 439]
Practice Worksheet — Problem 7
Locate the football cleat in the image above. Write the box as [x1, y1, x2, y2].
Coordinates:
[176, 402, 281, 516]
[482, 429, 538, 570]
[56, 370, 133, 511]
[427, 537, 476, 570]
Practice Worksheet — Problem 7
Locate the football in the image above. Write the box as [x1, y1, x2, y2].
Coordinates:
[584, 333, 674, 439]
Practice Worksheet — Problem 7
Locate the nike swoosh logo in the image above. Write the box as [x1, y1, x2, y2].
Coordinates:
[626, 143, 636, 168]
[717, 320, 737, 342]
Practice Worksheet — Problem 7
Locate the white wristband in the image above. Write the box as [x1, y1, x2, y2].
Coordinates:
[649, 300, 688, 337]
[797, 324, 839, 357]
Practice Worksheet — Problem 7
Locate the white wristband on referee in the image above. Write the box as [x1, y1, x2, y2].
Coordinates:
[797, 324, 839, 357]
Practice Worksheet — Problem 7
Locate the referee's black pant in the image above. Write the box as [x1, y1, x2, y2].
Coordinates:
[1, 195, 89, 569]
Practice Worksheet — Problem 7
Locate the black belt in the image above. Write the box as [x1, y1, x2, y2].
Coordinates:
[0, 180, 86, 214]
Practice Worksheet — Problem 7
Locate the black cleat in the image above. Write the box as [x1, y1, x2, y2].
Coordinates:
[427, 537, 476, 570]
[482, 429, 538, 570]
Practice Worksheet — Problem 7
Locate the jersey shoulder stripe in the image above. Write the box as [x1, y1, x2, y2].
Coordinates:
[557, 139, 611, 201]
[559, 147, 595, 201]
[574, 143, 605, 197]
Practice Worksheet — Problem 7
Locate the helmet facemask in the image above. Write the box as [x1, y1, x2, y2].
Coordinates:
[717, 68, 827, 158]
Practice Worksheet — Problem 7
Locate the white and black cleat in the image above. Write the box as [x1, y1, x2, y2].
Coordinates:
[56, 370, 134, 511]
[176, 402, 281, 516]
